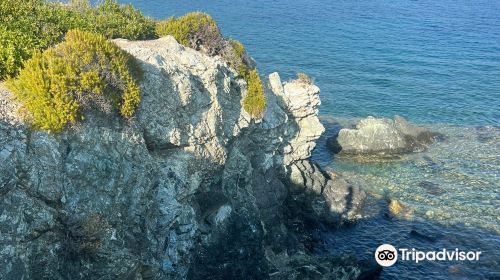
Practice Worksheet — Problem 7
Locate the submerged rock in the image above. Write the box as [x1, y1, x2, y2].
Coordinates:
[387, 198, 413, 219]
[327, 116, 442, 156]
[409, 229, 440, 243]
[388, 199, 406, 216]
[418, 180, 445, 196]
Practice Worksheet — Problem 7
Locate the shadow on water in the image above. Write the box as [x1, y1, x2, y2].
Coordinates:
[310, 195, 500, 280]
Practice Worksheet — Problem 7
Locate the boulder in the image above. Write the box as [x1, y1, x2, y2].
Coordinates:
[327, 116, 442, 155]
[286, 160, 365, 225]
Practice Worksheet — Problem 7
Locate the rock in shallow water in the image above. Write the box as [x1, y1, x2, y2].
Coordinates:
[418, 180, 445, 196]
[327, 116, 443, 156]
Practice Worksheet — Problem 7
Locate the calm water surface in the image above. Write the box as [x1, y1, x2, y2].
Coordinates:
[117, 0, 500, 278]
[123, 0, 500, 126]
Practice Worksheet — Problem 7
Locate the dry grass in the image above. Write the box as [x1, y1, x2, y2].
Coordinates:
[294, 72, 313, 85]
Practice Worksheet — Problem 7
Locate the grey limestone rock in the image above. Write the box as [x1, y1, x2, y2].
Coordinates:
[0, 37, 364, 279]
[328, 115, 442, 155]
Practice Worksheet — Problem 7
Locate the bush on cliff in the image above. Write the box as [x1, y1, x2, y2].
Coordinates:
[243, 69, 266, 118]
[74, 0, 157, 40]
[156, 14, 248, 75]
[224, 39, 250, 77]
[225, 40, 266, 118]
[0, 0, 155, 80]
[156, 12, 224, 56]
[0, 0, 86, 79]
[295, 72, 313, 85]
[6, 30, 142, 132]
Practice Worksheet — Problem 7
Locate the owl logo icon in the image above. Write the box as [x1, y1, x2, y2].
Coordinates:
[375, 244, 398, 267]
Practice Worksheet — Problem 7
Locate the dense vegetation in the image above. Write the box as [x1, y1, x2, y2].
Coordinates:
[1, 0, 266, 132]
[156, 12, 222, 56]
[0, 0, 156, 80]
[7, 30, 142, 132]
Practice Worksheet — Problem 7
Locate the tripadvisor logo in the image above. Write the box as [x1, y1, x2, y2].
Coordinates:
[375, 244, 482, 267]
[375, 244, 398, 267]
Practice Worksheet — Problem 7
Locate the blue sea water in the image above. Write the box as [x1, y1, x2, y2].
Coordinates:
[117, 0, 500, 279]
[122, 0, 500, 126]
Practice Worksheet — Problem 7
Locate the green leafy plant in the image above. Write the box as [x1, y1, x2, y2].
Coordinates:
[226, 40, 266, 118]
[0, 0, 87, 79]
[6, 30, 142, 132]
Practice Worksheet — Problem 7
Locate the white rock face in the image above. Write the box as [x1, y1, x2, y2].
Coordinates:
[0, 84, 22, 126]
[281, 81, 325, 165]
[261, 73, 325, 166]
[114, 36, 251, 165]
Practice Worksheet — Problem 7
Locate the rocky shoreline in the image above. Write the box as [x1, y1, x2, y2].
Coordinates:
[0, 36, 366, 279]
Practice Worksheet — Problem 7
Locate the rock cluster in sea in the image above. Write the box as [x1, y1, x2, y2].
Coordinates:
[0, 36, 365, 279]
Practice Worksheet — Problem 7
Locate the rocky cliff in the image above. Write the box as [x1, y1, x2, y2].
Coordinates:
[0, 36, 364, 280]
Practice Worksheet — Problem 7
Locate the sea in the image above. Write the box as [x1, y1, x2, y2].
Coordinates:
[118, 0, 499, 278]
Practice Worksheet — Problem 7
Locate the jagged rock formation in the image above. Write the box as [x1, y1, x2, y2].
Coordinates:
[327, 115, 442, 155]
[0, 36, 364, 279]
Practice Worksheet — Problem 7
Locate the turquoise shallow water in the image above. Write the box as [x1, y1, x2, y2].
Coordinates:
[312, 119, 500, 279]
[116, 0, 499, 278]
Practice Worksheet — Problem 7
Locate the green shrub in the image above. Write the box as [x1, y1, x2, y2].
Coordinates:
[85, 0, 157, 40]
[0, 0, 88, 79]
[225, 39, 249, 77]
[156, 12, 223, 56]
[7, 30, 142, 132]
[0, 0, 155, 80]
[223, 40, 266, 118]
[243, 69, 266, 118]
[0, 28, 30, 80]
